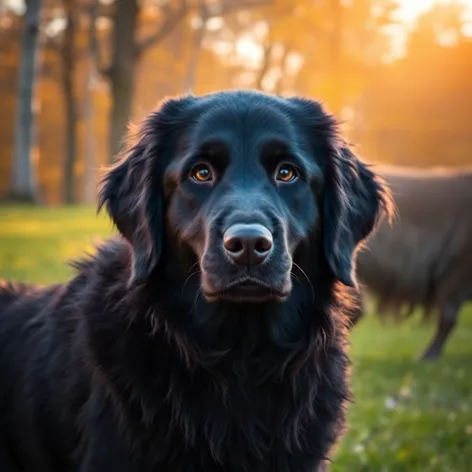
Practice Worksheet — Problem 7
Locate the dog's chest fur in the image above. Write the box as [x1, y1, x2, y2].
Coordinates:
[82, 296, 346, 472]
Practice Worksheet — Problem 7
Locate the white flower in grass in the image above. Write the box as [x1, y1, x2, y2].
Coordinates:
[353, 443, 365, 453]
[384, 396, 397, 409]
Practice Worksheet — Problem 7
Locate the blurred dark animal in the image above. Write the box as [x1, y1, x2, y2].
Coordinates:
[0, 90, 390, 472]
[353, 165, 472, 360]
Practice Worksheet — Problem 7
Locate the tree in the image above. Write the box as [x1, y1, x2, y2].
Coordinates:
[407, 0, 468, 53]
[286, 0, 399, 112]
[9, 0, 42, 202]
[184, 0, 209, 93]
[91, 0, 273, 163]
[353, 14, 472, 168]
[93, 0, 190, 163]
[60, 0, 78, 204]
[82, 0, 101, 204]
[329, 0, 343, 113]
[254, 41, 274, 90]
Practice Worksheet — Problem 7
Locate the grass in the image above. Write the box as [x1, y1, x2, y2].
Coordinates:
[1, 204, 471, 471]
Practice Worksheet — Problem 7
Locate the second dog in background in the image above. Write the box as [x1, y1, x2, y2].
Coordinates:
[354, 166, 472, 360]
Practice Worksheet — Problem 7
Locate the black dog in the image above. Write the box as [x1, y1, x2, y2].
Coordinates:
[0, 90, 391, 472]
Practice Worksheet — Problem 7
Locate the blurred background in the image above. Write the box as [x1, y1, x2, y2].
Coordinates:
[1, 0, 472, 204]
[1, 0, 472, 471]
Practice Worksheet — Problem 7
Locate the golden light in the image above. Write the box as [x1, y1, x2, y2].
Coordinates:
[395, 0, 438, 24]
[395, 0, 472, 24]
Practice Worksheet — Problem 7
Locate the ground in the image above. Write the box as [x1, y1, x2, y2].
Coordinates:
[0, 205, 471, 472]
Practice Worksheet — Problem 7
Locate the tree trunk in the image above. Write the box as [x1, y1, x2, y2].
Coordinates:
[83, 1, 100, 205]
[83, 69, 98, 205]
[99, 1, 271, 163]
[9, 0, 42, 203]
[107, 0, 139, 164]
[330, 0, 343, 114]
[109, 70, 135, 163]
[254, 43, 273, 90]
[184, 6, 208, 93]
[274, 45, 290, 95]
[60, 0, 78, 204]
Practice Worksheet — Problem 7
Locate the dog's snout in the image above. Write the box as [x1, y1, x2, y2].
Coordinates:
[223, 224, 273, 266]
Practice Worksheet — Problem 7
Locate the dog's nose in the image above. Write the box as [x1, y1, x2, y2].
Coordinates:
[223, 224, 273, 266]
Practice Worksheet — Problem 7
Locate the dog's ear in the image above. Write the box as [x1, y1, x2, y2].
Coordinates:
[323, 145, 393, 287]
[287, 97, 393, 287]
[98, 96, 195, 286]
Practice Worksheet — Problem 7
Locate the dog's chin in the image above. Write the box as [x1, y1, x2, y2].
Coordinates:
[202, 278, 291, 304]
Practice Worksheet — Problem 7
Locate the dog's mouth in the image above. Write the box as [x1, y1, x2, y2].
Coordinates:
[203, 277, 289, 303]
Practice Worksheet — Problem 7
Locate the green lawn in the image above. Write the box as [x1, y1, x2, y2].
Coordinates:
[1, 204, 471, 471]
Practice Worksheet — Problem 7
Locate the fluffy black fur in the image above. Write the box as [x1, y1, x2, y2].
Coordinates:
[0, 90, 391, 472]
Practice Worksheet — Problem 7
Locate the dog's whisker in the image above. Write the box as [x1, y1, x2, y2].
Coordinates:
[291, 273, 301, 283]
[182, 269, 202, 297]
[186, 261, 201, 275]
[193, 286, 203, 318]
[292, 262, 315, 304]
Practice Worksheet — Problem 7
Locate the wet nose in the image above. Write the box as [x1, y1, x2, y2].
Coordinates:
[223, 224, 273, 266]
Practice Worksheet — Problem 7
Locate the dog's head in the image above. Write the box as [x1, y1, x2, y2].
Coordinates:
[99, 91, 391, 304]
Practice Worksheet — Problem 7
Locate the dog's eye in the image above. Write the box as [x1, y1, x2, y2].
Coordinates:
[275, 163, 298, 183]
[190, 164, 213, 183]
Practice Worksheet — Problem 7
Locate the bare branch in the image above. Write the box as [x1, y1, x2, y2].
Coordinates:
[209, 0, 273, 17]
[136, 0, 189, 54]
[41, 34, 62, 53]
[137, 0, 274, 54]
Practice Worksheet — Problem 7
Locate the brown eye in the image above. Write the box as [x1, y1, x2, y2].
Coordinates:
[191, 164, 213, 183]
[276, 163, 298, 183]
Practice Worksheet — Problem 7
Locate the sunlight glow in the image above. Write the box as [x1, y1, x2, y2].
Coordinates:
[231, 0, 472, 70]
[387, 0, 472, 59]
[395, 0, 472, 25]
[395, 0, 439, 24]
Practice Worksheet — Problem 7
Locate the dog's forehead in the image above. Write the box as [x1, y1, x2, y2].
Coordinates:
[191, 98, 296, 145]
